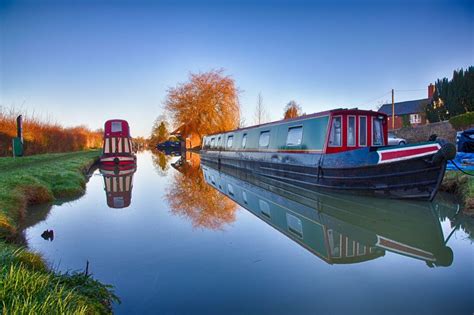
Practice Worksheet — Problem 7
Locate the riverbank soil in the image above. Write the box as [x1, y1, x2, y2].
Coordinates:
[0, 150, 120, 314]
[440, 171, 474, 213]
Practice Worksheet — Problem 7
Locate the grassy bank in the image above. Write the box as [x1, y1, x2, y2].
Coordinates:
[0, 150, 100, 239]
[441, 171, 474, 213]
[0, 150, 120, 313]
[0, 241, 119, 313]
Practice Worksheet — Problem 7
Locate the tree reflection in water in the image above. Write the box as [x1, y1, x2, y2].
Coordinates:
[152, 150, 172, 176]
[165, 152, 237, 230]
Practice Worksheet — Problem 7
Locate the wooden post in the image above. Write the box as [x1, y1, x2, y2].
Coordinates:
[391, 89, 395, 129]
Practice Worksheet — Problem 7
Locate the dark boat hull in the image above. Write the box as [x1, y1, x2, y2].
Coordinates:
[200, 146, 449, 201]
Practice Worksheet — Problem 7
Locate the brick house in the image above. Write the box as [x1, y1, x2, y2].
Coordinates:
[378, 84, 435, 130]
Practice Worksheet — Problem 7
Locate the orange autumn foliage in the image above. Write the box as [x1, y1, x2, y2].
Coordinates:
[0, 107, 102, 156]
[164, 70, 240, 146]
[165, 153, 237, 230]
[283, 101, 303, 119]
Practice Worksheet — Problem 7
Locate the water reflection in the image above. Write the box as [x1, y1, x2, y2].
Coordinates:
[99, 165, 137, 208]
[201, 161, 457, 267]
[151, 150, 172, 176]
[164, 152, 237, 229]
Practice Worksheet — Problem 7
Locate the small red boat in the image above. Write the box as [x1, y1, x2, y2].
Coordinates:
[100, 119, 136, 167]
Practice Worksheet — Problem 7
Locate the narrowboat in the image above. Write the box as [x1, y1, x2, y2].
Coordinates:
[201, 109, 456, 200]
[100, 119, 136, 166]
[202, 162, 454, 266]
[99, 165, 136, 208]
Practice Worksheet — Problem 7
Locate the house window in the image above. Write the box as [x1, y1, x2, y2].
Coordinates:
[286, 213, 303, 238]
[348, 116, 356, 147]
[259, 199, 271, 218]
[259, 131, 270, 147]
[111, 121, 122, 133]
[359, 116, 367, 146]
[227, 135, 233, 148]
[286, 126, 303, 146]
[329, 116, 342, 147]
[242, 134, 247, 148]
[372, 117, 384, 146]
[210, 138, 215, 148]
[410, 114, 421, 124]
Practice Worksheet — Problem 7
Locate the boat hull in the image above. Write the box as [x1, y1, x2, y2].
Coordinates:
[200, 143, 452, 201]
[99, 154, 136, 168]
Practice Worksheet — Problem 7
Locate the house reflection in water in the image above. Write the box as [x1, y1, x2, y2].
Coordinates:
[99, 165, 137, 208]
[201, 161, 454, 267]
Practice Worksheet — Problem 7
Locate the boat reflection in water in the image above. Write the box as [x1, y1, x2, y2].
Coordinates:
[99, 165, 137, 208]
[201, 161, 454, 267]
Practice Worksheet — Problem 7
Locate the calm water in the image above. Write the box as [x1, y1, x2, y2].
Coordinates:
[23, 151, 473, 314]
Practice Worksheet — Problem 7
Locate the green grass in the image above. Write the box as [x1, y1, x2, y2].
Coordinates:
[0, 151, 100, 240]
[441, 171, 474, 211]
[0, 150, 120, 314]
[0, 241, 119, 314]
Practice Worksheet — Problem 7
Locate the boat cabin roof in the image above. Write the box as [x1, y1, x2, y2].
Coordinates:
[104, 119, 131, 137]
[205, 108, 384, 136]
[202, 108, 388, 153]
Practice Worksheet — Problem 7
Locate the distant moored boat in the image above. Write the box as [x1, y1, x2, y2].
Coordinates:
[100, 119, 136, 167]
[200, 109, 456, 201]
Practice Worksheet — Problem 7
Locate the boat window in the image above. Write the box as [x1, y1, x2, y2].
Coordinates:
[359, 116, 367, 146]
[286, 126, 303, 146]
[227, 136, 233, 148]
[372, 117, 384, 146]
[217, 136, 222, 147]
[113, 196, 125, 208]
[227, 184, 234, 197]
[328, 116, 342, 147]
[242, 134, 247, 148]
[259, 131, 270, 147]
[242, 190, 248, 204]
[346, 239, 355, 257]
[286, 213, 303, 238]
[111, 121, 122, 133]
[259, 200, 271, 218]
[210, 138, 215, 148]
[328, 229, 342, 258]
[348, 116, 356, 147]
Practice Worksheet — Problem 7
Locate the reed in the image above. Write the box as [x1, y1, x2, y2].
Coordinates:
[0, 242, 119, 314]
[0, 106, 102, 156]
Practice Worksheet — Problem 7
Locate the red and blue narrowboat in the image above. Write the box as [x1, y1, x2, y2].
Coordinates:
[100, 119, 136, 167]
[200, 109, 456, 201]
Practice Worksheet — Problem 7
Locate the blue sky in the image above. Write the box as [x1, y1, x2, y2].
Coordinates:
[1, 0, 473, 136]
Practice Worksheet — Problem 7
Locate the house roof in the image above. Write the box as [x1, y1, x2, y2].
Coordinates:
[378, 98, 430, 116]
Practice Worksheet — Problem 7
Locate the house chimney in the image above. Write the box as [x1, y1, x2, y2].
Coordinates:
[428, 83, 435, 99]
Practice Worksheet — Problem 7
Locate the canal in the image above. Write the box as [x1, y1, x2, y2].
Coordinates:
[23, 151, 473, 314]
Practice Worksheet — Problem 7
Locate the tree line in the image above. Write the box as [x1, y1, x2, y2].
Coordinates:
[425, 66, 474, 123]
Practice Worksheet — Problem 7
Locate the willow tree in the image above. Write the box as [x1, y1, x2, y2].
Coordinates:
[283, 100, 303, 119]
[164, 70, 240, 145]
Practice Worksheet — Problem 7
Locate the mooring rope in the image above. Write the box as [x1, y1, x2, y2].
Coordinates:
[449, 159, 474, 176]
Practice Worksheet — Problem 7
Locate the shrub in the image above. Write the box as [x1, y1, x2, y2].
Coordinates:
[449, 112, 474, 130]
[0, 107, 102, 157]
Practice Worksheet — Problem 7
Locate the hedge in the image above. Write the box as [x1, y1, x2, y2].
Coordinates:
[449, 112, 474, 130]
